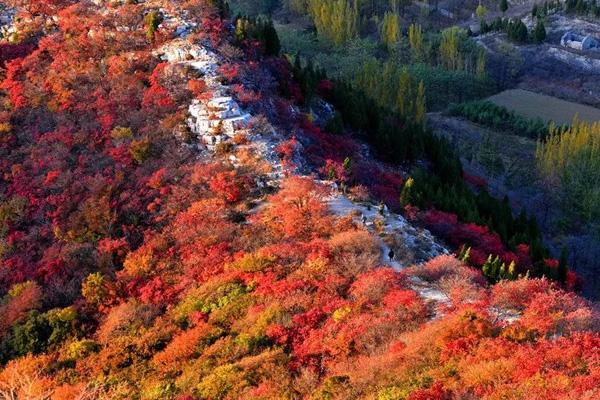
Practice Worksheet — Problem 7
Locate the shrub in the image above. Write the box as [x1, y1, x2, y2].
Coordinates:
[97, 301, 158, 344]
[227, 252, 276, 273]
[0, 282, 42, 336]
[152, 323, 217, 372]
[110, 126, 133, 140]
[67, 339, 100, 360]
[172, 279, 250, 325]
[11, 307, 76, 356]
[328, 230, 380, 276]
[81, 272, 108, 306]
[129, 139, 152, 164]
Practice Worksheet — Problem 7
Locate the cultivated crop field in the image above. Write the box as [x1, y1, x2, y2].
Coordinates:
[488, 89, 600, 125]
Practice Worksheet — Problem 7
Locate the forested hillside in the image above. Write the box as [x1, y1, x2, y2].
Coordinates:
[0, 0, 599, 399]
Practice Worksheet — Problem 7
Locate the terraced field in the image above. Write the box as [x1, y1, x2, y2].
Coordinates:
[488, 89, 600, 125]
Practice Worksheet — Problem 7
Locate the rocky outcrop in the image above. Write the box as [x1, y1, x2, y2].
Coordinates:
[188, 96, 251, 149]
[157, 35, 253, 151]
[0, 6, 16, 40]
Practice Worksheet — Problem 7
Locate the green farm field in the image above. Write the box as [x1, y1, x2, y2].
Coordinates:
[488, 89, 600, 125]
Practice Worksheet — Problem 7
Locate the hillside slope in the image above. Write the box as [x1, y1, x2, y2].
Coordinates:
[0, 1, 599, 399]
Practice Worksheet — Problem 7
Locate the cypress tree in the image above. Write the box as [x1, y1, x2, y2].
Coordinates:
[558, 247, 568, 283]
[507, 260, 517, 279]
[533, 19, 546, 43]
[262, 18, 281, 56]
[482, 255, 493, 278]
[458, 246, 471, 263]
[415, 81, 427, 125]
[507, 18, 528, 42]
[145, 10, 162, 41]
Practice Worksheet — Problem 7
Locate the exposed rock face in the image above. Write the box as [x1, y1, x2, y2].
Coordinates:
[0, 6, 16, 40]
[158, 8, 196, 38]
[0, 7, 13, 25]
[188, 96, 251, 149]
[157, 36, 252, 151]
[158, 40, 209, 63]
[326, 193, 449, 270]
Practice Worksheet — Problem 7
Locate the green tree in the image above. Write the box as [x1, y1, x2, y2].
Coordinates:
[415, 80, 426, 125]
[11, 307, 77, 356]
[536, 117, 600, 222]
[396, 68, 415, 117]
[399, 177, 415, 207]
[478, 134, 504, 177]
[262, 18, 281, 56]
[500, 0, 509, 14]
[476, 48, 487, 78]
[558, 247, 568, 283]
[235, 17, 281, 56]
[391, 0, 413, 15]
[286, 0, 308, 14]
[458, 246, 471, 263]
[482, 254, 510, 282]
[507, 19, 528, 42]
[533, 19, 546, 43]
[507, 260, 517, 279]
[130, 139, 152, 164]
[82, 272, 108, 306]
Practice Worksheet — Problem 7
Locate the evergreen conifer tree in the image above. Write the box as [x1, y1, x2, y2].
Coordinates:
[533, 19, 546, 43]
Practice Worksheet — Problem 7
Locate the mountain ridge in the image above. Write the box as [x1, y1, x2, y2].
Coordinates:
[0, 1, 599, 399]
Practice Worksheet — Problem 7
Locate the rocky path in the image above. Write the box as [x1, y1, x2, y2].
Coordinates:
[326, 193, 448, 269]
[156, 11, 455, 318]
[326, 192, 453, 317]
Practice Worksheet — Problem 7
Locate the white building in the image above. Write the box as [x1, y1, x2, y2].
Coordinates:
[561, 31, 600, 51]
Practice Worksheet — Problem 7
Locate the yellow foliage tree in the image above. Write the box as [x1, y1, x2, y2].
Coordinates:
[309, 0, 359, 45]
[408, 23, 424, 61]
[440, 27, 462, 71]
[380, 11, 401, 49]
[536, 116, 600, 221]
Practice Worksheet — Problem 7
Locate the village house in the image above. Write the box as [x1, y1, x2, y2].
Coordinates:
[561, 31, 600, 51]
